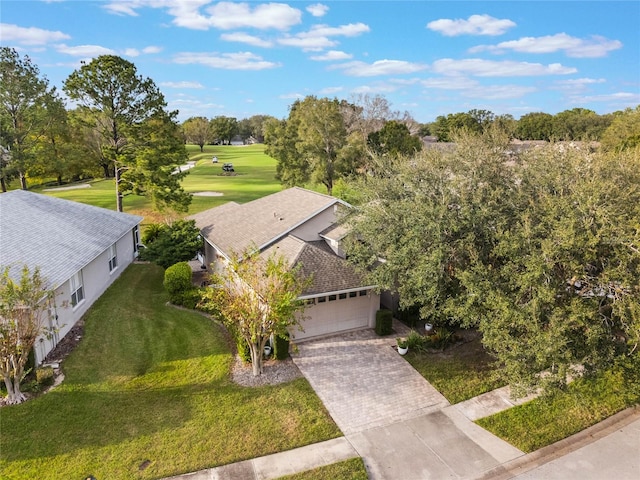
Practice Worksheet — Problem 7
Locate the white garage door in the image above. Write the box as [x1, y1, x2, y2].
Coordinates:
[290, 292, 378, 341]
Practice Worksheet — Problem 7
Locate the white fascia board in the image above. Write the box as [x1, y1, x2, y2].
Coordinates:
[298, 285, 378, 300]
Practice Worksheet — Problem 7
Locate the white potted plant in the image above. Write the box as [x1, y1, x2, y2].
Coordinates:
[396, 338, 408, 355]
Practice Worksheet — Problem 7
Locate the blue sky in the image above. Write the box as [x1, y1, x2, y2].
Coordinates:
[1, 1, 639, 123]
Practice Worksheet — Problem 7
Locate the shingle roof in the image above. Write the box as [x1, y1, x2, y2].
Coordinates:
[0, 190, 142, 287]
[189, 187, 341, 256]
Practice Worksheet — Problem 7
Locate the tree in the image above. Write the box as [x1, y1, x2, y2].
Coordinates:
[470, 144, 640, 395]
[0, 47, 59, 190]
[367, 120, 423, 158]
[182, 116, 210, 151]
[347, 127, 515, 322]
[0, 266, 56, 404]
[600, 106, 640, 151]
[63, 55, 189, 212]
[139, 219, 202, 269]
[200, 250, 309, 376]
[210, 116, 238, 144]
[516, 112, 554, 141]
[346, 129, 640, 396]
[552, 108, 611, 141]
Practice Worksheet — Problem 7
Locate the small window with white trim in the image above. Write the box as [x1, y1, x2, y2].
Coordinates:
[70, 271, 85, 308]
[317, 296, 326, 303]
[328, 294, 337, 301]
[359, 290, 367, 296]
[108, 244, 118, 272]
[349, 291, 357, 298]
[339, 293, 347, 300]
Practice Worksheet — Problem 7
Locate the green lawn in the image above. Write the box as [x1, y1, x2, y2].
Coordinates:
[404, 333, 505, 404]
[35, 144, 282, 219]
[0, 264, 341, 480]
[476, 365, 639, 452]
[276, 458, 368, 480]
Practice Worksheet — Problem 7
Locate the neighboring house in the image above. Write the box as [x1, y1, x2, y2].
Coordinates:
[0, 190, 142, 364]
[190, 187, 380, 341]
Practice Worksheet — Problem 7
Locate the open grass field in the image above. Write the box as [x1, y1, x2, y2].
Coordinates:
[33, 144, 281, 223]
[0, 264, 341, 480]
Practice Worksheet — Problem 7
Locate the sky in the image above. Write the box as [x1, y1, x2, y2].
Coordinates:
[1, 0, 639, 123]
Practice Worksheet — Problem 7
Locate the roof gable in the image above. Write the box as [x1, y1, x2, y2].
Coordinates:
[0, 190, 142, 286]
[190, 187, 343, 256]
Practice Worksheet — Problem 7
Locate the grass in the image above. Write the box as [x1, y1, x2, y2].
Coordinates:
[275, 458, 368, 480]
[0, 264, 341, 480]
[476, 365, 639, 452]
[403, 332, 505, 404]
[33, 144, 282, 222]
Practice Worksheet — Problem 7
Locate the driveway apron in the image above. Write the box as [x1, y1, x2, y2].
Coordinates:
[292, 328, 524, 479]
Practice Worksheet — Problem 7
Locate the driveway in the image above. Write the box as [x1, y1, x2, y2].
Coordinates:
[292, 326, 524, 479]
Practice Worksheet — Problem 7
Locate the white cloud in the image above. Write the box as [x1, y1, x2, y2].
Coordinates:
[124, 48, 140, 57]
[351, 83, 399, 94]
[54, 44, 116, 57]
[203, 2, 302, 30]
[103, 1, 302, 31]
[143, 45, 163, 54]
[461, 84, 537, 99]
[310, 50, 353, 61]
[427, 14, 516, 37]
[307, 3, 329, 17]
[470, 33, 622, 58]
[0, 23, 70, 45]
[278, 23, 370, 51]
[420, 76, 479, 90]
[280, 92, 305, 99]
[570, 91, 640, 103]
[431, 58, 577, 77]
[319, 86, 344, 94]
[221, 32, 273, 48]
[332, 59, 427, 77]
[173, 51, 280, 70]
[554, 78, 606, 91]
[160, 81, 205, 89]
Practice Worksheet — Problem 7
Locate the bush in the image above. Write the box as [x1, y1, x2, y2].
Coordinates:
[237, 338, 251, 363]
[36, 366, 55, 387]
[375, 309, 393, 336]
[425, 327, 457, 350]
[405, 330, 426, 350]
[274, 333, 290, 360]
[139, 220, 202, 269]
[164, 262, 193, 303]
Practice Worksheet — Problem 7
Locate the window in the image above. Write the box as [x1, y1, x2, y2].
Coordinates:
[70, 271, 85, 307]
[339, 293, 347, 300]
[304, 298, 315, 305]
[328, 294, 337, 301]
[349, 291, 357, 298]
[359, 290, 367, 296]
[317, 296, 326, 303]
[108, 244, 118, 272]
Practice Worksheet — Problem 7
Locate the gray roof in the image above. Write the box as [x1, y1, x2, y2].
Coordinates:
[261, 237, 366, 296]
[0, 190, 142, 287]
[189, 187, 342, 256]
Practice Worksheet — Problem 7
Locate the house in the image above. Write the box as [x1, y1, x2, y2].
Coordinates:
[189, 187, 380, 341]
[0, 190, 142, 364]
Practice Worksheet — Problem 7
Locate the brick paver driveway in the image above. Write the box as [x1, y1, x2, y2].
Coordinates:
[292, 327, 450, 435]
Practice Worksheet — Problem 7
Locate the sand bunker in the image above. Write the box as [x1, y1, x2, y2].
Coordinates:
[192, 191, 224, 197]
[43, 183, 91, 191]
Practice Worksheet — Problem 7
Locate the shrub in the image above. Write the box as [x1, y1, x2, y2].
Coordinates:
[237, 338, 251, 363]
[274, 333, 290, 360]
[375, 309, 393, 336]
[164, 262, 193, 303]
[405, 330, 426, 350]
[139, 220, 202, 269]
[425, 327, 457, 350]
[36, 366, 55, 387]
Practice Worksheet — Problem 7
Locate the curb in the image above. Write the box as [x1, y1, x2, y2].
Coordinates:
[474, 405, 640, 479]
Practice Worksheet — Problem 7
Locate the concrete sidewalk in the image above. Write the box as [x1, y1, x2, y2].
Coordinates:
[162, 437, 358, 480]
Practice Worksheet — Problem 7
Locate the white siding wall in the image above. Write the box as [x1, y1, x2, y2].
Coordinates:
[35, 228, 139, 364]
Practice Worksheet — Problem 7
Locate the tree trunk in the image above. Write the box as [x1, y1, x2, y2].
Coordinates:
[19, 172, 27, 190]
[115, 166, 123, 212]
[102, 162, 110, 179]
[250, 342, 263, 376]
[199, 144, 204, 152]
[57, 174, 63, 185]
[1, 176, 6, 192]
[3, 374, 26, 405]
